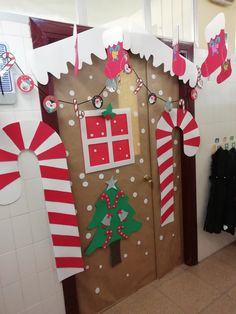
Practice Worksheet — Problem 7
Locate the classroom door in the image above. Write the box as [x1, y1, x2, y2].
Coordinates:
[53, 54, 183, 313]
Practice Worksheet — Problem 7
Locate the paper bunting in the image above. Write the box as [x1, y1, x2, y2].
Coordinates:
[0, 121, 84, 281]
[156, 108, 200, 226]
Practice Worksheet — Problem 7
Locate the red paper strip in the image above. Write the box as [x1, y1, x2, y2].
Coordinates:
[52, 234, 81, 247]
[0, 172, 20, 189]
[55, 257, 84, 268]
[29, 121, 54, 151]
[48, 212, 78, 226]
[3, 122, 25, 151]
[161, 204, 174, 224]
[40, 165, 69, 181]
[0, 149, 18, 161]
[37, 143, 66, 160]
[44, 190, 74, 204]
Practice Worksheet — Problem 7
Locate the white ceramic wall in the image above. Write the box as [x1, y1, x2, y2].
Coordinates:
[195, 48, 236, 261]
[0, 14, 65, 314]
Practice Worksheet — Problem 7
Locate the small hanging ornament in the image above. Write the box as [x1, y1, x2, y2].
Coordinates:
[106, 78, 117, 93]
[148, 93, 157, 105]
[101, 213, 113, 229]
[196, 66, 203, 89]
[118, 209, 128, 222]
[190, 88, 198, 101]
[92, 95, 103, 109]
[43, 95, 59, 113]
[124, 63, 132, 74]
[102, 103, 116, 120]
[164, 98, 173, 112]
[0, 51, 15, 77]
[178, 98, 186, 113]
[17, 75, 34, 93]
[133, 78, 143, 95]
[73, 98, 85, 119]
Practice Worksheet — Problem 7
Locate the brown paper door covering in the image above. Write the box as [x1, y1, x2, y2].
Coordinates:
[53, 54, 183, 313]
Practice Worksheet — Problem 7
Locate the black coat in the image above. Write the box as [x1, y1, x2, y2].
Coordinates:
[204, 147, 236, 235]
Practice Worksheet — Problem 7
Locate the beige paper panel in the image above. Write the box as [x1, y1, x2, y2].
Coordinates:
[53, 55, 156, 314]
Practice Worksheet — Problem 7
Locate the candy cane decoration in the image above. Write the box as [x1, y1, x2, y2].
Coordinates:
[133, 78, 143, 95]
[73, 98, 85, 120]
[117, 225, 128, 239]
[156, 108, 200, 226]
[0, 52, 16, 77]
[103, 229, 113, 249]
[100, 190, 124, 209]
[0, 121, 84, 281]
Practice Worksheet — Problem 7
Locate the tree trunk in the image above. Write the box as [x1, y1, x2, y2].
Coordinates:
[110, 240, 121, 267]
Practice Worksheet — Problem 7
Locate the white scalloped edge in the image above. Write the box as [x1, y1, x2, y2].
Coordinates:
[28, 26, 198, 87]
[205, 13, 225, 42]
[103, 27, 123, 48]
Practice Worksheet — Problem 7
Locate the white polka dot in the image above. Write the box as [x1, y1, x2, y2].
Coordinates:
[158, 90, 163, 96]
[141, 128, 145, 134]
[151, 118, 155, 124]
[125, 154, 129, 158]
[69, 90, 75, 96]
[137, 142, 141, 147]
[174, 140, 178, 145]
[129, 85, 135, 91]
[151, 74, 156, 79]
[116, 169, 120, 174]
[119, 147, 122, 151]
[174, 186, 177, 191]
[168, 97, 172, 101]
[172, 233, 175, 237]
[94, 149, 97, 153]
[95, 287, 100, 294]
[101, 132, 104, 136]
[79, 173, 85, 179]
[142, 103, 145, 107]
[102, 157, 105, 161]
[130, 176, 135, 182]
[82, 181, 88, 187]
[146, 217, 150, 221]
[145, 251, 149, 256]
[90, 134, 94, 137]
[103, 91, 108, 97]
[85, 265, 89, 270]
[133, 111, 138, 117]
[68, 120, 75, 126]
[133, 192, 138, 198]
[144, 198, 148, 204]
[121, 129, 124, 132]
[126, 273, 130, 277]
[87, 205, 93, 211]
[87, 96, 92, 101]
[123, 253, 128, 258]
[99, 265, 103, 269]
[96, 122, 100, 126]
[117, 89, 120, 94]
[113, 120, 117, 124]
[137, 240, 141, 245]
[99, 173, 104, 180]
[89, 75, 93, 79]
[177, 175, 180, 179]
[139, 158, 144, 164]
[59, 103, 64, 108]
[173, 163, 177, 168]
[86, 232, 92, 239]
[66, 150, 69, 157]
[160, 235, 164, 240]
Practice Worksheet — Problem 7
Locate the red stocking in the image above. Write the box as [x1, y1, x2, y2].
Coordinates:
[216, 59, 232, 84]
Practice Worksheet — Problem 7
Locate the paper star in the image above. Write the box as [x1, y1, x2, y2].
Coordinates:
[106, 176, 118, 190]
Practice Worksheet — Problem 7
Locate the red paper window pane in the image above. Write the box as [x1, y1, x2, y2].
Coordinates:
[112, 140, 130, 162]
[111, 114, 128, 136]
[88, 143, 109, 166]
[85, 116, 107, 139]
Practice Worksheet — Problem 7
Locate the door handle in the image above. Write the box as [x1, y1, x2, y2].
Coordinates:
[143, 174, 153, 183]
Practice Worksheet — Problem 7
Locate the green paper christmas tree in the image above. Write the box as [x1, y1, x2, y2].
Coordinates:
[85, 177, 142, 258]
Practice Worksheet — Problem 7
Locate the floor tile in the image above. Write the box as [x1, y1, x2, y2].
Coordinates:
[214, 244, 236, 269]
[158, 271, 220, 313]
[189, 256, 236, 294]
[201, 295, 236, 314]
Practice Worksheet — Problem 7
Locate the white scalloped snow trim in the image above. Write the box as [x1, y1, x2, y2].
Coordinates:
[29, 26, 198, 87]
[205, 13, 225, 42]
[103, 27, 123, 48]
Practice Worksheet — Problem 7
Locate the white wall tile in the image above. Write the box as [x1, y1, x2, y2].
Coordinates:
[0, 251, 19, 287]
[20, 303, 43, 314]
[38, 269, 57, 300]
[0, 219, 15, 255]
[21, 273, 41, 309]
[24, 179, 45, 211]
[12, 214, 33, 249]
[34, 239, 54, 273]
[42, 294, 60, 314]
[9, 189, 29, 217]
[0, 285, 7, 314]
[0, 204, 11, 220]
[3, 281, 24, 314]
[30, 210, 50, 242]
[16, 245, 37, 279]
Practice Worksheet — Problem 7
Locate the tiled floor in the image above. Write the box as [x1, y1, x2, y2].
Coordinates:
[102, 243, 236, 314]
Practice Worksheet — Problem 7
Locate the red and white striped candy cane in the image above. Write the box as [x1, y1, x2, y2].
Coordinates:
[73, 98, 85, 119]
[156, 108, 200, 226]
[133, 78, 143, 95]
[103, 229, 113, 249]
[0, 52, 16, 77]
[117, 225, 128, 239]
[0, 121, 84, 281]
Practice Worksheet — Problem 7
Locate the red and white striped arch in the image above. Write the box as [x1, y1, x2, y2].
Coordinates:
[0, 121, 84, 281]
[156, 108, 200, 227]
